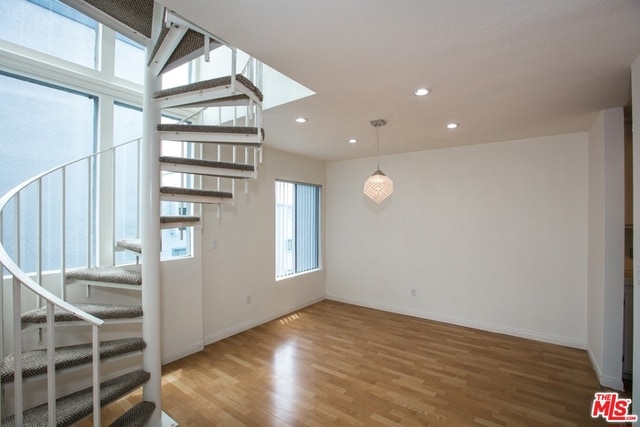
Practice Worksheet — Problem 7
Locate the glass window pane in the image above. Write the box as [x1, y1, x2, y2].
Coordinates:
[114, 34, 144, 85]
[0, 72, 97, 272]
[162, 62, 191, 89]
[0, 0, 98, 68]
[275, 181, 320, 279]
[295, 184, 319, 273]
[0, 73, 96, 194]
[275, 181, 295, 278]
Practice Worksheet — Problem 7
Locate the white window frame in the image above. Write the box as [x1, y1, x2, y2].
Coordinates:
[275, 180, 321, 280]
[0, 4, 198, 266]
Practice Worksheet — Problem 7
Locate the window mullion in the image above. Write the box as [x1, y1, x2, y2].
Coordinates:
[97, 25, 116, 78]
[96, 95, 115, 266]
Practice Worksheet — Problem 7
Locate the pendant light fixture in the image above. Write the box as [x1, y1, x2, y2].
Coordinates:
[363, 119, 393, 204]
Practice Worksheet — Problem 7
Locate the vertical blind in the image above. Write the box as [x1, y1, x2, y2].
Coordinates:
[275, 180, 320, 278]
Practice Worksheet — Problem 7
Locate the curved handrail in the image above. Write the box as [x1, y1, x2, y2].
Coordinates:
[0, 137, 141, 326]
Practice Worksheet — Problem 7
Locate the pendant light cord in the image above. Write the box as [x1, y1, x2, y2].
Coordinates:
[375, 126, 380, 170]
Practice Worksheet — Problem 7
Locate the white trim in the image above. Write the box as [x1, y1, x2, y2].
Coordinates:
[0, 40, 142, 106]
[325, 294, 587, 350]
[276, 268, 322, 282]
[586, 344, 625, 391]
[161, 341, 204, 365]
[204, 296, 324, 346]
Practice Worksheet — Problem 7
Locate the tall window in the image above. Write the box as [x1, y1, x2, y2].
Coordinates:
[0, 1, 194, 272]
[275, 181, 320, 279]
[0, 0, 98, 68]
[0, 72, 97, 272]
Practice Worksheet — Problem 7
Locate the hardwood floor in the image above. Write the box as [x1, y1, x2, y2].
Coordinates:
[94, 300, 615, 426]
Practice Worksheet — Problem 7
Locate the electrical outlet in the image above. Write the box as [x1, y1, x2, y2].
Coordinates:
[411, 288, 417, 297]
[212, 238, 218, 249]
[246, 295, 251, 305]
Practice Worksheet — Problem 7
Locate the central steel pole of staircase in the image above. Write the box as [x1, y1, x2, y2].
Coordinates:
[141, 3, 164, 426]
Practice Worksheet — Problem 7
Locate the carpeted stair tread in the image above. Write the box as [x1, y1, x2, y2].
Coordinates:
[1, 338, 145, 384]
[159, 156, 255, 172]
[149, 27, 214, 73]
[160, 215, 200, 224]
[160, 186, 233, 199]
[66, 266, 142, 285]
[0, 370, 150, 427]
[21, 303, 143, 326]
[80, 0, 154, 39]
[154, 74, 263, 102]
[109, 401, 156, 427]
[116, 238, 142, 254]
[157, 123, 265, 140]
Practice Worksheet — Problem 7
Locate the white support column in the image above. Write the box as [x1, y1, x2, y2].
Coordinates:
[141, 3, 164, 425]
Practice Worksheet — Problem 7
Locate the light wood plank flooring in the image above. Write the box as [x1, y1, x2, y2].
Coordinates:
[92, 300, 616, 426]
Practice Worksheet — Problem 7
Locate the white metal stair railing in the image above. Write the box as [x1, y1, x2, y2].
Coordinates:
[0, 2, 266, 425]
[0, 40, 265, 427]
[0, 138, 143, 427]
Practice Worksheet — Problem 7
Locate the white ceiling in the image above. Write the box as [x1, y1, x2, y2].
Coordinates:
[160, 0, 640, 162]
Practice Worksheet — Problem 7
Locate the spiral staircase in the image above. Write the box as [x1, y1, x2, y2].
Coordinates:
[0, 1, 264, 425]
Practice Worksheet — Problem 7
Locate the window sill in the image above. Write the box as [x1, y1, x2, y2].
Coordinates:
[276, 268, 322, 282]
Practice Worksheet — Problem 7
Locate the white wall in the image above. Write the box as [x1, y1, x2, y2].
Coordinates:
[326, 133, 589, 348]
[160, 254, 204, 364]
[587, 108, 625, 390]
[200, 147, 326, 345]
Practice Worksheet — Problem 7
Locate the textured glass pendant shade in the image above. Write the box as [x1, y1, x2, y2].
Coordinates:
[364, 119, 393, 203]
[364, 169, 393, 204]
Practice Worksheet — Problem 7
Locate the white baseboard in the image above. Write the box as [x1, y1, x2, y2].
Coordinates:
[325, 294, 586, 349]
[162, 341, 204, 365]
[204, 295, 325, 346]
[586, 345, 625, 391]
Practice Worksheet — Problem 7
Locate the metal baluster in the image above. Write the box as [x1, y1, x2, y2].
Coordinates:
[14, 194, 20, 269]
[92, 324, 100, 427]
[112, 145, 117, 265]
[36, 179, 42, 287]
[204, 36, 210, 62]
[87, 158, 92, 268]
[137, 139, 142, 240]
[12, 277, 23, 426]
[245, 147, 249, 193]
[61, 167, 67, 300]
[46, 301, 56, 426]
[86, 159, 92, 299]
[36, 179, 43, 343]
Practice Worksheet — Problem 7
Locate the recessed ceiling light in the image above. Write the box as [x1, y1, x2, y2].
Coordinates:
[348, 138, 358, 144]
[295, 117, 307, 123]
[414, 88, 430, 96]
[447, 123, 459, 129]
